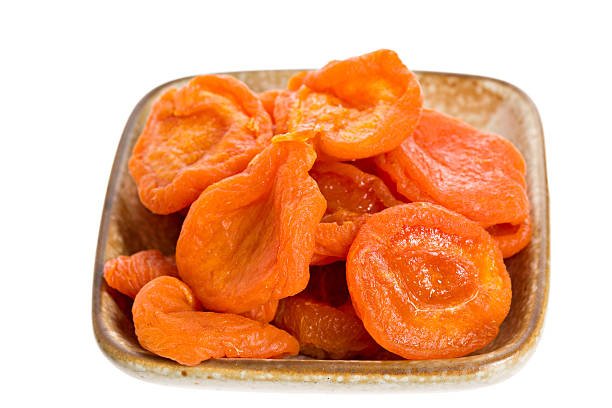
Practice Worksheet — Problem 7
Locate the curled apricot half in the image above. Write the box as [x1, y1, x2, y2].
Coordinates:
[347, 202, 511, 359]
[259, 89, 281, 124]
[132, 276, 299, 366]
[273, 262, 383, 359]
[103, 249, 177, 298]
[487, 217, 532, 258]
[274, 295, 380, 360]
[374, 109, 529, 227]
[270, 72, 308, 135]
[281, 50, 422, 160]
[310, 162, 402, 264]
[176, 137, 326, 314]
[129, 75, 273, 214]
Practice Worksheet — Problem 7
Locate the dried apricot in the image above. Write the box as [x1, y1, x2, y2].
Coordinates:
[372, 156, 435, 202]
[310, 162, 402, 264]
[274, 295, 380, 359]
[103, 249, 177, 298]
[176, 137, 326, 314]
[282, 50, 423, 160]
[347, 202, 511, 359]
[287, 71, 308, 91]
[259, 89, 281, 116]
[270, 72, 308, 135]
[104, 249, 280, 323]
[272, 90, 295, 135]
[374, 109, 529, 227]
[273, 262, 383, 359]
[132, 276, 299, 366]
[487, 217, 532, 258]
[241, 299, 279, 323]
[312, 219, 365, 266]
[313, 161, 400, 214]
[259, 89, 281, 122]
[129, 75, 273, 214]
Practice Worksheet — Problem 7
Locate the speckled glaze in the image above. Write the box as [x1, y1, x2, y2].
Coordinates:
[92, 70, 549, 390]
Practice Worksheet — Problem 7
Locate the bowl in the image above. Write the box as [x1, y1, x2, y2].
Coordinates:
[92, 70, 549, 390]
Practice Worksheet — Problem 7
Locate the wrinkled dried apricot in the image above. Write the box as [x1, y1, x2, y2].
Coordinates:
[371, 157, 435, 202]
[274, 295, 380, 359]
[241, 299, 279, 323]
[281, 50, 422, 160]
[313, 161, 400, 214]
[310, 162, 402, 264]
[132, 276, 299, 366]
[272, 91, 295, 135]
[259, 89, 281, 122]
[347, 202, 511, 359]
[273, 262, 383, 359]
[176, 137, 326, 314]
[487, 217, 532, 258]
[312, 219, 364, 265]
[270, 72, 308, 135]
[374, 109, 529, 227]
[129, 75, 273, 214]
[287, 71, 308, 91]
[103, 250, 177, 298]
[102, 249, 274, 320]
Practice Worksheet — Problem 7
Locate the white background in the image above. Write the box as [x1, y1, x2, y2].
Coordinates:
[1, 1, 610, 406]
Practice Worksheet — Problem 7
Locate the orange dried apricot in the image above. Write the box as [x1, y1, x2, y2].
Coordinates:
[274, 295, 380, 359]
[287, 71, 308, 91]
[176, 137, 326, 314]
[374, 109, 529, 227]
[270, 72, 308, 135]
[313, 162, 400, 214]
[310, 162, 402, 264]
[129, 75, 273, 214]
[312, 218, 365, 266]
[282, 50, 423, 160]
[241, 299, 279, 323]
[347, 202, 511, 359]
[272, 90, 295, 135]
[487, 217, 532, 258]
[132, 276, 299, 366]
[103, 249, 177, 298]
[259, 89, 281, 116]
[273, 262, 383, 359]
[259, 89, 281, 122]
[372, 157, 435, 202]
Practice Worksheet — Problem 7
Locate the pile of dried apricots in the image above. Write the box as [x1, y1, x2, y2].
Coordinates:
[104, 49, 530, 365]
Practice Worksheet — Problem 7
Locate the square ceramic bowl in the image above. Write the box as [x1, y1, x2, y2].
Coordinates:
[92, 70, 549, 390]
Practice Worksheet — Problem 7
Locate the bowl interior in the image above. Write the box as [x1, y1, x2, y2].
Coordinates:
[92, 70, 549, 388]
